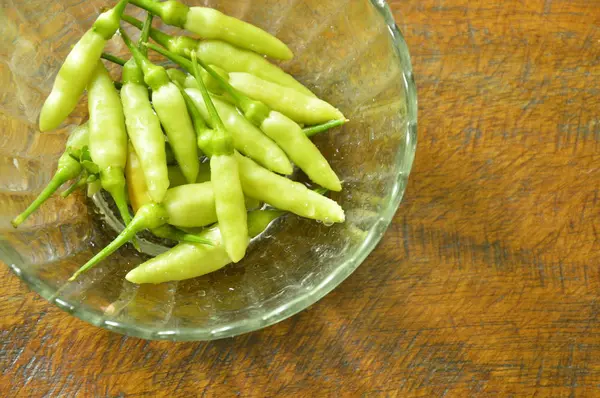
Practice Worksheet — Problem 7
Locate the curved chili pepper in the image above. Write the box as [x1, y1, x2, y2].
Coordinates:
[11, 123, 89, 227]
[87, 61, 132, 226]
[148, 44, 342, 191]
[121, 28, 199, 184]
[125, 210, 284, 284]
[39, 0, 129, 131]
[236, 152, 345, 224]
[69, 182, 219, 281]
[121, 15, 170, 203]
[123, 15, 312, 96]
[190, 50, 248, 263]
[128, 0, 292, 60]
[228, 72, 345, 125]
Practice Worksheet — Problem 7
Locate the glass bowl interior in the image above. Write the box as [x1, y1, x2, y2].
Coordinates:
[0, 0, 417, 340]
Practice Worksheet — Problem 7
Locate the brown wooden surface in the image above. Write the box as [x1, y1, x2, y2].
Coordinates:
[2, 1, 600, 396]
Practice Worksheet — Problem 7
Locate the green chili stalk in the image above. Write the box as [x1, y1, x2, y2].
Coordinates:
[152, 225, 214, 244]
[61, 173, 88, 198]
[101, 52, 126, 66]
[138, 12, 153, 56]
[303, 119, 349, 137]
[12, 124, 89, 227]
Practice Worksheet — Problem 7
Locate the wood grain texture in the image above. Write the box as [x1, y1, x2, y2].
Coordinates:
[2, 0, 600, 396]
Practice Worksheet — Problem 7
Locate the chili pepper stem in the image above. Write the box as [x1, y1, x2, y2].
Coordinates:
[139, 13, 153, 56]
[101, 52, 126, 66]
[69, 203, 170, 281]
[190, 52, 226, 134]
[303, 119, 349, 138]
[61, 173, 87, 198]
[11, 170, 76, 227]
[152, 225, 214, 245]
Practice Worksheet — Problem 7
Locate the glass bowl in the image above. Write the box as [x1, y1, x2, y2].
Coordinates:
[0, 0, 417, 340]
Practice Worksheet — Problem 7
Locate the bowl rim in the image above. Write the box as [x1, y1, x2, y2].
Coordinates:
[8, 0, 418, 341]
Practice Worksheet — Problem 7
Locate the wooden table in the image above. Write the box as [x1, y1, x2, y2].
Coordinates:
[2, 0, 600, 396]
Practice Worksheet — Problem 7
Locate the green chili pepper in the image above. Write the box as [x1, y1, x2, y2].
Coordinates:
[69, 183, 218, 281]
[39, 0, 130, 132]
[161, 183, 218, 228]
[120, 28, 199, 184]
[189, 50, 248, 263]
[127, 143, 217, 228]
[228, 73, 345, 125]
[261, 112, 342, 191]
[236, 152, 345, 224]
[123, 15, 313, 96]
[126, 144, 214, 244]
[121, 16, 170, 203]
[150, 45, 342, 191]
[87, 61, 132, 227]
[11, 123, 89, 227]
[127, 0, 292, 60]
[166, 162, 261, 210]
[126, 210, 284, 284]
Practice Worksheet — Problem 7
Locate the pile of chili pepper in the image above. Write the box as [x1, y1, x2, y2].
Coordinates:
[12, 0, 348, 285]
